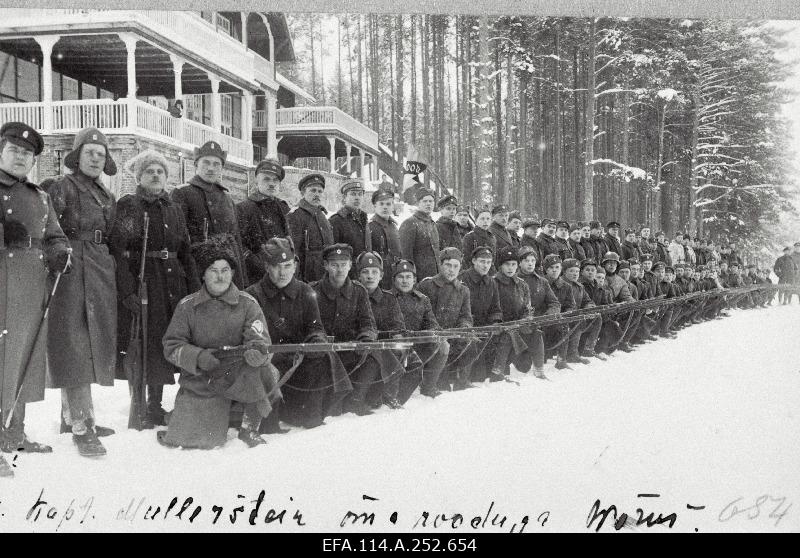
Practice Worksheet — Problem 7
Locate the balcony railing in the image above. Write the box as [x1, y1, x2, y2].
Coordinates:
[268, 106, 379, 151]
[0, 10, 254, 83]
[0, 99, 252, 165]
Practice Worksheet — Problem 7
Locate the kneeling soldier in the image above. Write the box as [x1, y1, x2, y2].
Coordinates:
[246, 237, 351, 430]
[392, 260, 450, 400]
[311, 244, 381, 416]
[160, 239, 279, 449]
[494, 247, 547, 379]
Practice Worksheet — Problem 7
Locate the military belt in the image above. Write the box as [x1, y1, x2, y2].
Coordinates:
[2, 236, 43, 250]
[145, 250, 177, 260]
[71, 230, 106, 244]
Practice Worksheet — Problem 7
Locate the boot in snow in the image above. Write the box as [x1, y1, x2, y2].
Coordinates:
[73, 429, 106, 457]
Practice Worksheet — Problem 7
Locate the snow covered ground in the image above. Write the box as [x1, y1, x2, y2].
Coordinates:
[1, 304, 799, 533]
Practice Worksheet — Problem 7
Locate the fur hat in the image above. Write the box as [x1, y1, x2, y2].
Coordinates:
[192, 235, 239, 275]
[129, 149, 169, 183]
[63, 128, 117, 176]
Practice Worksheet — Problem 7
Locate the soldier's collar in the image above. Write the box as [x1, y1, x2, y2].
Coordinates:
[339, 205, 365, 219]
[189, 175, 228, 192]
[195, 283, 241, 306]
[392, 287, 420, 298]
[494, 272, 515, 285]
[0, 167, 30, 188]
[68, 172, 113, 199]
[298, 198, 327, 214]
[260, 276, 300, 299]
[413, 210, 433, 221]
[371, 213, 397, 226]
[248, 191, 280, 203]
[465, 268, 491, 285]
[368, 287, 385, 302]
[319, 274, 354, 300]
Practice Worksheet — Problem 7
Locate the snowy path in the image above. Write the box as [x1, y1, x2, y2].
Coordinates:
[2, 304, 799, 532]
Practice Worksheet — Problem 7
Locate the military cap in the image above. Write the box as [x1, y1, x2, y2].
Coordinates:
[580, 258, 598, 269]
[192, 236, 238, 274]
[322, 243, 352, 261]
[255, 158, 285, 180]
[356, 251, 383, 272]
[640, 253, 654, 262]
[393, 259, 416, 277]
[542, 254, 562, 269]
[491, 204, 509, 216]
[439, 246, 463, 262]
[745, 263, 756, 269]
[651, 261, 666, 270]
[655, 231, 665, 237]
[674, 262, 684, 269]
[508, 210, 522, 222]
[474, 205, 493, 217]
[606, 221, 621, 230]
[556, 220, 570, 230]
[193, 140, 227, 165]
[665, 265, 675, 273]
[298, 173, 326, 191]
[415, 187, 435, 202]
[497, 247, 517, 266]
[540, 218, 556, 226]
[697, 264, 706, 271]
[455, 205, 471, 215]
[0, 121, 44, 156]
[589, 220, 602, 229]
[618, 260, 631, 270]
[522, 218, 540, 230]
[64, 127, 117, 175]
[624, 228, 636, 236]
[262, 237, 294, 265]
[435, 194, 458, 211]
[730, 261, 741, 268]
[371, 188, 395, 204]
[577, 221, 589, 228]
[784, 247, 792, 252]
[628, 258, 641, 266]
[340, 180, 364, 195]
[569, 223, 581, 233]
[561, 258, 580, 271]
[471, 246, 494, 260]
[601, 251, 620, 264]
[517, 245, 537, 261]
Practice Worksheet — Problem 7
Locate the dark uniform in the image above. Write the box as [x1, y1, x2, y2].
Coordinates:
[330, 205, 372, 277]
[311, 245, 380, 415]
[172, 164, 249, 288]
[489, 221, 518, 266]
[246, 243, 351, 429]
[586, 234, 609, 263]
[364, 274, 407, 407]
[620, 240, 642, 261]
[399, 209, 441, 281]
[461, 226, 497, 272]
[603, 230, 622, 256]
[562, 262, 603, 361]
[109, 184, 200, 420]
[369, 213, 402, 290]
[568, 237, 587, 261]
[288, 198, 334, 283]
[458, 264, 503, 382]
[0, 123, 70, 460]
[543, 270, 576, 364]
[236, 193, 291, 282]
[437, 216, 462, 251]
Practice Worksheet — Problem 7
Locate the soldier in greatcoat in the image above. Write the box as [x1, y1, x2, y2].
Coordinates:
[287, 173, 334, 283]
[0, 123, 71, 477]
[246, 237, 351, 430]
[160, 238, 279, 449]
[109, 150, 200, 428]
[436, 194, 462, 250]
[236, 158, 292, 282]
[461, 207, 497, 273]
[311, 244, 381, 416]
[399, 188, 441, 281]
[171, 140, 248, 288]
[586, 221, 609, 262]
[47, 127, 119, 457]
[392, 259, 450, 400]
[603, 221, 623, 256]
[368, 188, 402, 290]
[417, 247, 477, 391]
[488, 204, 517, 269]
[330, 180, 371, 278]
[454, 205, 473, 238]
[534, 219, 563, 274]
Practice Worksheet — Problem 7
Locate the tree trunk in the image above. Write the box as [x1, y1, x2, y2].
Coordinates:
[657, 98, 670, 235]
[504, 46, 514, 204]
[422, 16, 431, 168]
[582, 18, 596, 220]
[410, 15, 417, 147]
[476, 15, 491, 201]
[494, 40, 504, 201]
[357, 15, 365, 122]
[553, 24, 563, 219]
[319, 17, 326, 105]
[573, 47, 583, 218]
[689, 88, 701, 236]
[337, 19, 343, 109]
[309, 15, 317, 100]
[395, 15, 405, 185]
[518, 70, 528, 211]
[621, 89, 631, 226]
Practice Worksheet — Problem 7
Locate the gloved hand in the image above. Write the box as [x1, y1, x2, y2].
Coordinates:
[48, 250, 72, 274]
[121, 293, 141, 314]
[245, 339, 271, 355]
[244, 348, 269, 367]
[197, 349, 220, 372]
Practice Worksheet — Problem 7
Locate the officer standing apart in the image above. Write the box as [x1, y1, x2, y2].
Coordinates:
[399, 188, 441, 281]
[48, 127, 118, 457]
[236, 158, 292, 282]
[0, 123, 71, 477]
[288, 173, 334, 283]
[172, 140, 248, 288]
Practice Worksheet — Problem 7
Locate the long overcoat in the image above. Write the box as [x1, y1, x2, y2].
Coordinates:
[1, 169, 70, 409]
[109, 189, 200, 385]
[47, 172, 117, 389]
[399, 210, 441, 281]
[369, 214, 402, 290]
[330, 206, 371, 277]
[287, 199, 334, 283]
[236, 193, 291, 282]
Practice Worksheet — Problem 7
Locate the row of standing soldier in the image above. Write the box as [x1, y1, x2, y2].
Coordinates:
[0, 119, 793, 476]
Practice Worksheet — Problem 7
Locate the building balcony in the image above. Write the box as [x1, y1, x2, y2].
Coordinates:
[0, 98, 253, 166]
[0, 9, 259, 90]
[270, 106, 378, 152]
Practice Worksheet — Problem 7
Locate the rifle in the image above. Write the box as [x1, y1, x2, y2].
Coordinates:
[219, 340, 415, 354]
[127, 212, 149, 430]
[4, 265, 68, 429]
[202, 217, 209, 242]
